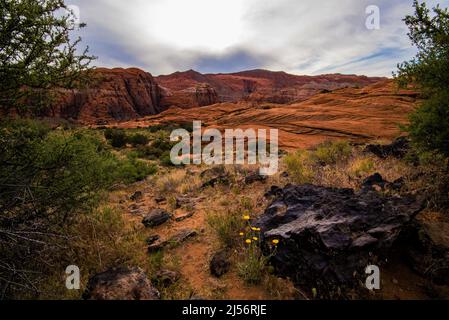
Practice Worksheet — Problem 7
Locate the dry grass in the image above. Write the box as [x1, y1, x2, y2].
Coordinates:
[283, 144, 411, 190]
[34, 207, 150, 299]
[156, 169, 202, 196]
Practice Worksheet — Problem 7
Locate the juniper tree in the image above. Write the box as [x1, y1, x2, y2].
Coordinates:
[395, 0, 449, 159]
[0, 0, 95, 110]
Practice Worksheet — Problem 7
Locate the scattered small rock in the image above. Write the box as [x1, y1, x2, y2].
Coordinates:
[175, 196, 195, 209]
[130, 191, 143, 202]
[175, 212, 194, 222]
[405, 217, 449, 285]
[281, 171, 289, 178]
[201, 174, 230, 189]
[148, 229, 198, 252]
[264, 185, 283, 198]
[387, 177, 406, 191]
[142, 209, 172, 228]
[153, 269, 180, 287]
[200, 166, 226, 179]
[210, 250, 231, 278]
[83, 267, 160, 300]
[155, 196, 166, 204]
[145, 235, 161, 246]
[169, 229, 198, 245]
[244, 171, 268, 184]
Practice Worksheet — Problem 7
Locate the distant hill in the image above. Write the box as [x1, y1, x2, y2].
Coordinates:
[156, 68, 385, 106]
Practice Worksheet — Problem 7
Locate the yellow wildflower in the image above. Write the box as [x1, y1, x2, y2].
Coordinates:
[245, 239, 252, 244]
[253, 237, 259, 241]
[239, 232, 244, 236]
[272, 239, 280, 245]
[243, 215, 250, 220]
[312, 288, 318, 299]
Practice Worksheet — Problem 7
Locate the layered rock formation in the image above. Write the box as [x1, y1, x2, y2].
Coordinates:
[156, 69, 385, 105]
[122, 80, 419, 150]
[50, 68, 164, 124]
[159, 83, 218, 108]
[16, 68, 410, 126]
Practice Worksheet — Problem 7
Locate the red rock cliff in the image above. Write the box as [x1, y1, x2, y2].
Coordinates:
[52, 68, 164, 124]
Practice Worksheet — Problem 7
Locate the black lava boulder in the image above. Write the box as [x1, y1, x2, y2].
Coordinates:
[256, 184, 422, 298]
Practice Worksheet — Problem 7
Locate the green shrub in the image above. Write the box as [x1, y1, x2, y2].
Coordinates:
[147, 122, 193, 133]
[207, 209, 245, 248]
[284, 151, 314, 184]
[152, 134, 174, 151]
[237, 244, 269, 285]
[160, 151, 176, 167]
[128, 133, 149, 147]
[0, 120, 157, 298]
[116, 158, 157, 183]
[349, 158, 375, 178]
[313, 140, 352, 165]
[104, 128, 128, 148]
[396, 1, 449, 161]
[136, 145, 164, 160]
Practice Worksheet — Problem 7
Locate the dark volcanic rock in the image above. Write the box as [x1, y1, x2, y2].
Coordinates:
[365, 136, 410, 159]
[83, 267, 160, 300]
[201, 174, 230, 189]
[153, 270, 180, 287]
[210, 250, 231, 278]
[264, 186, 283, 198]
[142, 209, 172, 228]
[145, 235, 161, 245]
[130, 191, 143, 201]
[405, 218, 449, 285]
[244, 171, 268, 185]
[148, 229, 198, 252]
[256, 184, 422, 297]
[200, 166, 230, 189]
[362, 173, 385, 188]
[362, 173, 406, 192]
[175, 212, 195, 222]
[155, 196, 166, 204]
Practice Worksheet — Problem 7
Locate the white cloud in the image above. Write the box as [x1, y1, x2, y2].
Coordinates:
[68, 0, 443, 76]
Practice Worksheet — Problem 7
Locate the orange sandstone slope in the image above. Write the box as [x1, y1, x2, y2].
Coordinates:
[115, 80, 419, 150]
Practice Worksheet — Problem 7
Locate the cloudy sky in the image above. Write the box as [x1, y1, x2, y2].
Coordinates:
[68, 0, 442, 77]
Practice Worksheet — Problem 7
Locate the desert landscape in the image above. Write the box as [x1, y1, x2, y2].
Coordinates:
[1, 0, 448, 303]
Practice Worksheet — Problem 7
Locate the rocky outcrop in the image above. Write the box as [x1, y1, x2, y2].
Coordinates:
[365, 137, 410, 159]
[50, 68, 164, 123]
[148, 229, 198, 252]
[160, 83, 218, 108]
[210, 250, 231, 278]
[405, 217, 449, 285]
[361, 173, 405, 192]
[152, 269, 180, 287]
[83, 267, 160, 300]
[256, 184, 423, 298]
[142, 209, 172, 228]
